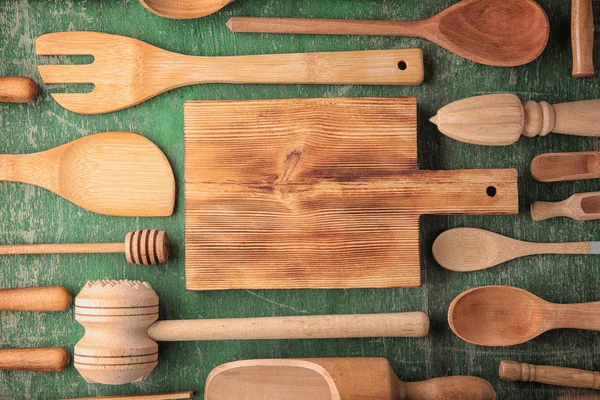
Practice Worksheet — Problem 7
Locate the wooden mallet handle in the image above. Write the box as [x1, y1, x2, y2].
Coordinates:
[0, 286, 72, 311]
[572, 0, 595, 77]
[0, 77, 38, 103]
[500, 360, 600, 389]
[0, 347, 70, 372]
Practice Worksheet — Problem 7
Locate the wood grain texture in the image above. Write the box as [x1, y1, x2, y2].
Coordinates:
[532, 192, 600, 221]
[63, 392, 194, 400]
[531, 151, 600, 182]
[0, 348, 70, 372]
[0, 77, 38, 103]
[185, 98, 518, 290]
[0, 286, 72, 312]
[500, 360, 600, 390]
[571, 0, 595, 77]
[139, 0, 232, 18]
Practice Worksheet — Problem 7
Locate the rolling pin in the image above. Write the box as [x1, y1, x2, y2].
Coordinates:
[500, 360, 600, 390]
[0, 286, 72, 311]
[572, 0, 595, 77]
[0, 76, 38, 103]
[0, 347, 70, 372]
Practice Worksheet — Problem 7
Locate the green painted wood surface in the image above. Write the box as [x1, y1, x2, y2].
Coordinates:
[0, 0, 599, 398]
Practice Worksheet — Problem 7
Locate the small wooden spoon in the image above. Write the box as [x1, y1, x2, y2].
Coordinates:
[139, 0, 232, 19]
[227, 0, 550, 67]
[532, 192, 600, 221]
[432, 228, 595, 272]
[531, 151, 600, 182]
[449, 286, 600, 346]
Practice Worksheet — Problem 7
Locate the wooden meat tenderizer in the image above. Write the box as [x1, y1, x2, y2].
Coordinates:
[431, 93, 600, 146]
[0, 76, 38, 103]
[0, 229, 169, 265]
[572, 0, 595, 77]
[532, 191, 600, 221]
[73, 280, 430, 385]
[500, 360, 600, 390]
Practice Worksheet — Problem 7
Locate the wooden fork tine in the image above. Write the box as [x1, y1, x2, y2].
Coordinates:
[36, 32, 99, 56]
[38, 65, 95, 84]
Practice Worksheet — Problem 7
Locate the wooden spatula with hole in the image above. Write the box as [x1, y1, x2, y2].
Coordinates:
[205, 358, 497, 400]
[0, 132, 175, 217]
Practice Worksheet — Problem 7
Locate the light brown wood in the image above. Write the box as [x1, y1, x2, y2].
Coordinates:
[449, 286, 600, 346]
[557, 395, 600, 400]
[0, 286, 72, 311]
[139, 0, 231, 18]
[63, 392, 194, 400]
[0, 132, 175, 217]
[0, 76, 38, 103]
[73, 280, 430, 385]
[226, 0, 549, 67]
[0, 229, 169, 265]
[184, 98, 518, 290]
[572, 0, 595, 77]
[0, 347, 69, 372]
[500, 360, 600, 390]
[430, 94, 600, 146]
[531, 151, 600, 182]
[205, 358, 496, 400]
[432, 228, 590, 272]
[532, 192, 600, 221]
[36, 32, 424, 114]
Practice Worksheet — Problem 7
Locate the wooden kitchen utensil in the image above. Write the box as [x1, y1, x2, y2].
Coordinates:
[0, 347, 69, 372]
[0, 132, 175, 217]
[0, 286, 71, 311]
[227, 0, 549, 67]
[572, 0, 595, 77]
[205, 358, 497, 400]
[64, 392, 194, 400]
[430, 94, 600, 146]
[531, 151, 600, 182]
[0, 229, 169, 265]
[185, 98, 518, 290]
[532, 192, 600, 221]
[37, 32, 423, 115]
[449, 286, 600, 346]
[500, 360, 600, 390]
[433, 228, 596, 272]
[0, 76, 38, 103]
[139, 0, 230, 19]
[73, 280, 430, 385]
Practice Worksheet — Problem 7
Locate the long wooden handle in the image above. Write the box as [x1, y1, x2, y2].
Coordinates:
[405, 376, 496, 400]
[0, 77, 38, 103]
[500, 360, 600, 389]
[531, 200, 571, 221]
[0, 286, 72, 311]
[0, 242, 124, 255]
[553, 100, 600, 136]
[572, 0, 595, 77]
[0, 348, 69, 372]
[148, 312, 429, 341]
[62, 392, 194, 400]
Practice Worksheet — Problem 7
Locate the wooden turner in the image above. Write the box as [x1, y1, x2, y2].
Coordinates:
[36, 32, 424, 114]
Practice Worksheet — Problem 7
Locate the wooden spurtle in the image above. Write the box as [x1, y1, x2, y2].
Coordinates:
[0, 76, 38, 103]
[449, 286, 600, 346]
[532, 192, 600, 221]
[430, 94, 600, 146]
[227, 0, 549, 67]
[0, 132, 175, 216]
[0, 347, 70, 372]
[0, 286, 72, 311]
[500, 360, 600, 390]
[205, 358, 497, 400]
[63, 393, 194, 400]
[531, 151, 600, 182]
[139, 0, 230, 19]
[572, 0, 595, 77]
[433, 228, 596, 272]
[37, 32, 423, 114]
[0, 229, 169, 265]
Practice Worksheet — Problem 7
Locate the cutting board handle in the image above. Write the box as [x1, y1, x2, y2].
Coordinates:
[0, 286, 72, 312]
[0, 348, 70, 372]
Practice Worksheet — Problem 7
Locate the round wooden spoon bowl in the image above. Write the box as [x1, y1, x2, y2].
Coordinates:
[139, 0, 233, 19]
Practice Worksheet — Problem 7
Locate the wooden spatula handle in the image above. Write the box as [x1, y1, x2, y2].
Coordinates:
[0, 347, 70, 372]
[0, 286, 72, 311]
[500, 360, 600, 389]
[148, 312, 430, 341]
[572, 0, 595, 77]
[0, 77, 38, 103]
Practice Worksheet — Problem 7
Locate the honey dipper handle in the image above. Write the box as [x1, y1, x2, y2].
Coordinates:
[0, 77, 38, 103]
[0, 348, 70, 372]
[500, 360, 600, 389]
[572, 0, 595, 77]
[0, 242, 124, 255]
[0, 286, 72, 311]
[148, 312, 430, 341]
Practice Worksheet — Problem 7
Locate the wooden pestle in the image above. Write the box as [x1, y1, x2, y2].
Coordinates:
[0, 229, 168, 265]
[0, 76, 38, 103]
[0, 286, 72, 311]
[572, 0, 595, 77]
[0, 347, 70, 372]
[73, 280, 430, 385]
[500, 360, 600, 390]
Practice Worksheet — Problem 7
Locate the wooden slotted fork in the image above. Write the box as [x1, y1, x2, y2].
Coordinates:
[36, 32, 424, 114]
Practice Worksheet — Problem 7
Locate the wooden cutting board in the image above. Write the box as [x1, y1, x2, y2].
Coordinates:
[184, 98, 518, 290]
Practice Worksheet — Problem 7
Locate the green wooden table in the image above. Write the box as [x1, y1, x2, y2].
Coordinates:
[0, 0, 599, 398]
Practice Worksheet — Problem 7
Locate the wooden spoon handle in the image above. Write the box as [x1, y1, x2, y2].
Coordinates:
[0, 286, 72, 311]
[0, 347, 69, 372]
[62, 392, 194, 400]
[0, 77, 38, 103]
[500, 360, 600, 389]
[572, 0, 595, 77]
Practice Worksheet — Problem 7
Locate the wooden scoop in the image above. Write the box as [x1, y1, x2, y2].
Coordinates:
[205, 358, 497, 400]
[531, 151, 600, 182]
[0, 77, 38, 103]
[227, 0, 549, 67]
[0, 132, 175, 217]
[449, 286, 600, 346]
[139, 0, 231, 19]
[432, 227, 596, 272]
[500, 360, 600, 390]
[532, 192, 600, 221]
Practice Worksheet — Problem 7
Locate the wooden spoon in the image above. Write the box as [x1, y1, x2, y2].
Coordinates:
[0, 77, 38, 103]
[205, 358, 497, 400]
[448, 286, 600, 346]
[227, 0, 550, 67]
[531, 151, 600, 182]
[432, 228, 595, 272]
[0, 132, 175, 217]
[139, 0, 232, 19]
[532, 192, 600, 221]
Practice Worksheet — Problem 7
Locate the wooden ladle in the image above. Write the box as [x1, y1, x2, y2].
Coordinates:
[139, 0, 231, 19]
[227, 0, 550, 67]
[449, 286, 600, 346]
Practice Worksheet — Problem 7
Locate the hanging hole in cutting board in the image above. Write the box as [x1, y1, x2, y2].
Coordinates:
[486, 186, 497, 197]
[397, 61, 407, 70]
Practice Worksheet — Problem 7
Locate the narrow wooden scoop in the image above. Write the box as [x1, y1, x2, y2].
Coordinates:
[227, 0, 549, 67]
[531, 151, 600, 182]
[0, 77, 38, 103]
[432, 228, 595, 272]
[532, 192, 600, 221]
[205, 358, 497, 400]
[139, 0, 232, 19]
[0, 132, 175, 217]
[449, 286, 600, 346]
